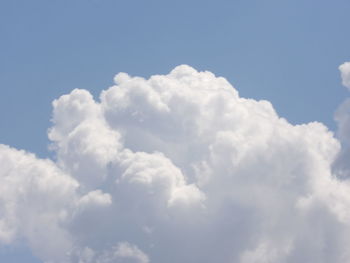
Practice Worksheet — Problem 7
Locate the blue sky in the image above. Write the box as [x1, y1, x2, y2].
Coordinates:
[1, 0, 350, 262]
[1, 0, 350, 158]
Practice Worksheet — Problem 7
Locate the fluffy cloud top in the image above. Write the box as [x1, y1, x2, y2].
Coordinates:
[1, 65, 350, 262]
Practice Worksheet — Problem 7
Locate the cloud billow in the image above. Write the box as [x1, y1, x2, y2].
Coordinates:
[1, 65, 350, 262]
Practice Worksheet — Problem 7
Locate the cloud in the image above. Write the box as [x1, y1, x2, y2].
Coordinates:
[2, 65, 350, 262]
[339, 62, 350, 90]
[332, 62, 350, 179]
[74, 242, 150, 263]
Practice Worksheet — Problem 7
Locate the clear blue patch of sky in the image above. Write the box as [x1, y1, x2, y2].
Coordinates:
[0, 0, 350, 260]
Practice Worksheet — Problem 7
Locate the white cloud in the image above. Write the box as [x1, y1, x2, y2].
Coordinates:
[103, 242, 150, 263]
[70, 242, 149, 263]
[0, 144, 77, 261]
[2, 65, 350, 262]
[339, 62, 350, 90]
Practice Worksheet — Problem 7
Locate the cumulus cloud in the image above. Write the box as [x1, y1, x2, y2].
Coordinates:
[1, 65, 350, 262]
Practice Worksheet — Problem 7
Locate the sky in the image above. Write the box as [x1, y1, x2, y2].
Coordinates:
[1, 0, 350, 158]
[1, 0, 350, 262]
